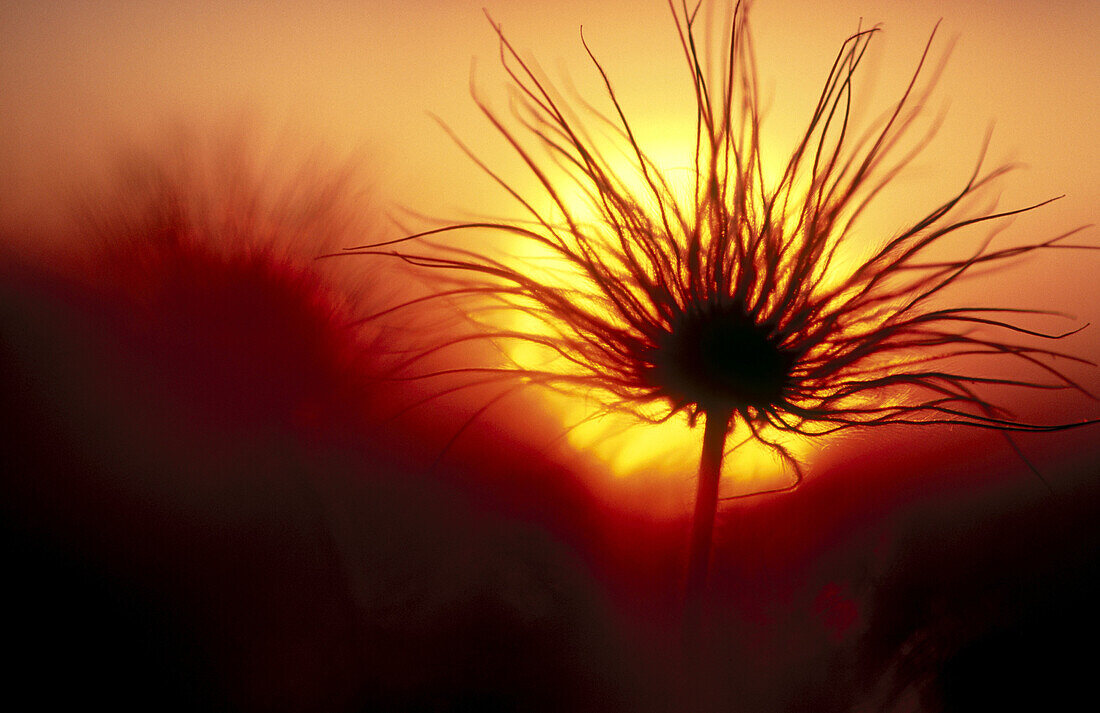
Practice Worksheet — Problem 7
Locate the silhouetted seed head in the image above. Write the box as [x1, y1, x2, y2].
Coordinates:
[643, 297, 802, 416]
[344, 1, 1098, 489]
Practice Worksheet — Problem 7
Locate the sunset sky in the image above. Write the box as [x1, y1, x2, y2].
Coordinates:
[5, 0, 1097, 457]
[2, 3, 1098, 709]
[4, 0, 1098, 519]
[3, 0, 1098, 237]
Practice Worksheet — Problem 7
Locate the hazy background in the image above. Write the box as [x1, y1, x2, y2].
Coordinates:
[3, 0, 1098, 242]
[2, 2, 1097, 711]
[4, 0, 1097, 476]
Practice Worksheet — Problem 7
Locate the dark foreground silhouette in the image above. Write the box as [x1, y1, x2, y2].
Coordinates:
[2, 215, 1097, 712]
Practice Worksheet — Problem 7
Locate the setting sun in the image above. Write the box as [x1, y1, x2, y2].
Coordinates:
[2, 2, 1097, 712]
[500, 135, 817, 493]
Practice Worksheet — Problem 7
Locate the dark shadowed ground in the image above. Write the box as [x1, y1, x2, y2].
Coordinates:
[2, 158, 1097, 712]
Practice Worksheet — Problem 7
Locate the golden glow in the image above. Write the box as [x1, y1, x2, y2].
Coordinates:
[506, 292, 809, 492]
[484, 88, 941, 489]
[489, 134, 817, 491]
[2, 0, 1096, 480]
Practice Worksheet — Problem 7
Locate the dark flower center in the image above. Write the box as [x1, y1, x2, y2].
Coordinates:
[646, 300, 795, 413]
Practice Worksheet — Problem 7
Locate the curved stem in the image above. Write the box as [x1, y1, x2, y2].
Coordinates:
[683, 409, 732, 648]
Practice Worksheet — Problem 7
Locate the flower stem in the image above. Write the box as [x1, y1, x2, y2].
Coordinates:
[683, 409, 731, 649]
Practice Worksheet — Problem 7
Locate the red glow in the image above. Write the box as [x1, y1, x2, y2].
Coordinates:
[2, 2, 1098, 711]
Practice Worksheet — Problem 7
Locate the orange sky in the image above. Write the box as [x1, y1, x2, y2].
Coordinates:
[6, 9, 1100, 711]
[3, 0, 1097, 489]
[3, 0, 1097, 231]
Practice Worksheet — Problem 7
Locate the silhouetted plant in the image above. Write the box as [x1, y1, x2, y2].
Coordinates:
[343, 1, 1097, 641]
